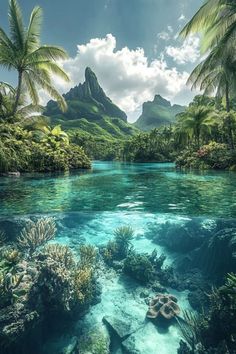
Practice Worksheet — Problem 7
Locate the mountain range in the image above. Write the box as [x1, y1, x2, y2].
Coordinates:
[45, 67, 138, 140]
[45, 67, 185, 138]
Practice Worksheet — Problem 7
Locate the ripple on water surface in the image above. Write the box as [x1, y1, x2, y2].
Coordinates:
[0, 161, 236, 217]
[1, 162, 236, 353]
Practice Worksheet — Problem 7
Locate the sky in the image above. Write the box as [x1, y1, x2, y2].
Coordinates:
[0, 0, 203, 122]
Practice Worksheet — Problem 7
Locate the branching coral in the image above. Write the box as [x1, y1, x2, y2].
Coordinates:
[102, 226, 134, 263]
[17, 218, 56, 256]
[114, 226, 134, 259]
[79, 244, 97, 268]
[3, 248, 21, 265]
[73, 267, 94, 304]
[42, 244, 75, 268]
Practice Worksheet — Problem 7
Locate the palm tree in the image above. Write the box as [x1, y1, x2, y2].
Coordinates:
[176, 105, 218, 149]
[180, 0, 235, 52]
[0, 0, 70, 117]
[180, 0, 236, 149]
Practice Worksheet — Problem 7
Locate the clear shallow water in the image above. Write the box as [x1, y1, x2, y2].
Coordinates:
[1, 161, 236, 217]
[1, 162, 236, 353]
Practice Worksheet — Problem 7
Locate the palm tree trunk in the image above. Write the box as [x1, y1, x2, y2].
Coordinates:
[225, 80, 234, 150]
[12, 70, 23, 115]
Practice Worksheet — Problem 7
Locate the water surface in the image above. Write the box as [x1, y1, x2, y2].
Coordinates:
[1, 162, 235, 354]
[1, 161, 236, 217]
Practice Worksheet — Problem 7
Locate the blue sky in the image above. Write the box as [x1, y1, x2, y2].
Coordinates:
[0, 0, 203, 121]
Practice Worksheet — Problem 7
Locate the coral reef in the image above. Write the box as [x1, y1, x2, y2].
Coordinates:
[191, 228, 236, 279]
[123, 251, 154, 283]
[0, 220, 100, 352]
[147, 294, 180, 320]
[17, 218, 56, 257]
[101, 225, 134, 263]
[178, 274, 236, 353]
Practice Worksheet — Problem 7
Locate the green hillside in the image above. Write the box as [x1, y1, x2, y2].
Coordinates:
[135, 95, 185, 131]
[45, 67, 138, 140]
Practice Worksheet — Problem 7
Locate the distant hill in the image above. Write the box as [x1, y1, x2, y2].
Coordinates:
[45, 67, 138, 140]
[134, 95, 185, 131]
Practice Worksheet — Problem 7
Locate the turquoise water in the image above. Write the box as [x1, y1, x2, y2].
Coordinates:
[1, 161, 236, 217]
[1, 161, 236, 354]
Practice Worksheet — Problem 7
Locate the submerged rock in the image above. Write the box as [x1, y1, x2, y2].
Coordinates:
[121, 322, 158, 354]
[103, 316, 132, 340]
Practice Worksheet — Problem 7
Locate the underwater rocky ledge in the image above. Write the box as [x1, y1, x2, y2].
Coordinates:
[0, 215, 236, 354]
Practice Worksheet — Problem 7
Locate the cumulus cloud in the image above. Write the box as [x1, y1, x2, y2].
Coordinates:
[43, 34, 191, 122]
[165, 35, 200, 65]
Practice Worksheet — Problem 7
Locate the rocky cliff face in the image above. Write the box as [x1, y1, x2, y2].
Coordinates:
[46, 67, 127, 122]
[44, 67, 139, 140]
[135, 95, 185, 131]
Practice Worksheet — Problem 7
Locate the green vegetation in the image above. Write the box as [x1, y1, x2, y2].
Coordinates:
[0, 0, 69, 116]
[178, 273, 236, 353]
[0, 123, 90, 173]
[45, 67, 139, 160]
[0, 0, 91, 174]
[174, 0, 236, 169]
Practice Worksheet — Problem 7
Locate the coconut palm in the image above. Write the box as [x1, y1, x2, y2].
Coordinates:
[180, 0, 236, 52]
[186, 44, 236, 148]
[0, 0, 70, 117]
[176, 105, 218, 148]
[0, 81, 45, 124]
[180, 0, 236, 149]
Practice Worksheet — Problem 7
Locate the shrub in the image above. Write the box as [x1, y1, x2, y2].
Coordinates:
[176, 142, 236, 170]
[0, 123, 91, 173]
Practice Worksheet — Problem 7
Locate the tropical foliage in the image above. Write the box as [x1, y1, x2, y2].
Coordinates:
[0, 0, 69, 117]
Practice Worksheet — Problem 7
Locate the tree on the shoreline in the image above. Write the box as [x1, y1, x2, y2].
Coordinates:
[0, 0, 70, 118]
[180, 0, 236, 149]
[176, 106, 217, 149]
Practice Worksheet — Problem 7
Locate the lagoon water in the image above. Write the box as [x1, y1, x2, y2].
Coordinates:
[1, 161, 236, 353]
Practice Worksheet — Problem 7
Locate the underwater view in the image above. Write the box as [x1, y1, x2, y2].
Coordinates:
[1, 162, 236, 353]
[1, 0, 236, 352]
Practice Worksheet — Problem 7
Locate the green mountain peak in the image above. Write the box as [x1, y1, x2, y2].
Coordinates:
[134, 94, 185, 131]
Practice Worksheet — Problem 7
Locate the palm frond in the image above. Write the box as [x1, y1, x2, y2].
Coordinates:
[180, 0, 220, 38]
[8, 0, 25, 49]
[25, 6, 43, 52]
[32, 61, 70, 82]
[23, 72, 39, 105]
[26, 46, 68, 62]
[30, 71, 67, 112]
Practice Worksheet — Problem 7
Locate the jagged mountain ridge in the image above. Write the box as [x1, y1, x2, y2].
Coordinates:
[63, 67, 127, 122]
[45, 67, 139, 140]
[134, 94, 185, 131]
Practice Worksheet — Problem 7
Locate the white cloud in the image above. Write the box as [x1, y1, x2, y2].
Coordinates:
[157, 31, 171, 41]
[167, 26, 174, 33]
[178, 14, 186, 22]
[165, 35, 200, 65]
[43, 34, 192, 122]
